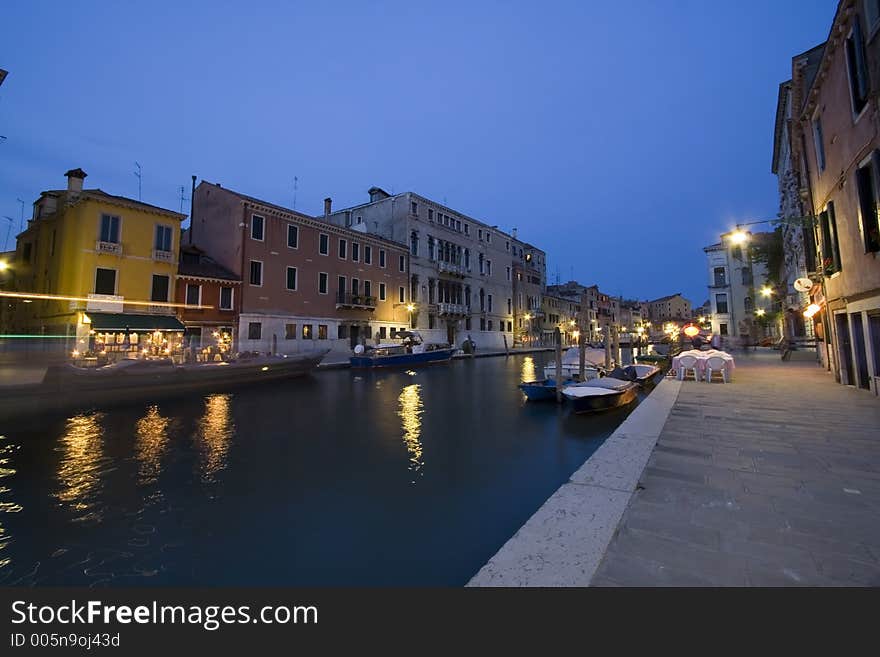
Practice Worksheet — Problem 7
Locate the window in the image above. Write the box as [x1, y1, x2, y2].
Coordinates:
[744, 296, 753, 311]
[488, 294, 493, 312]
[185, 283, 201, 306]
[813, 115, 826, 172]
[856, 153, 880, 252]
[486, 233, 491, 244]
[379, 283, 386, 300]
[219, 286, 233, 310]
[507, 321, 512, 332]
[428, 314, 435, 329]
[338, 325, 349, 339]
[338, 238, 347, 259]
[285, 324, 297, 339]
[506, 241, 509, 252]
[479, 229, 483, 241]
[713, 267, 726, 287]
[379, 250, 386, 268]
[287, 224, 299, 248]
[480, 318, 485, 331]
[410, 231, 419, 256]
[428, 209, 434, 222]
[364, 280, 371, 298]
[151, 274, 170, 302]
[846, 15, 870, 115]
[338, 276, 346, 300]
[302, 324, 312, 340]
[99, 214, 120, 243]
[411, 201, 418, 216]
[250, 260, 263, 286]
[486, 260, 492, 276]
[155, 225, 172, 252]
[488, 320, 493, 331]
[819, 202, 842, 273]
[379, 326, 387, 339]
[399, 286, 405, 303]
[456, 220, 461, 231]
[741, 268, 753, 285]
[94, 268, 116, 295]
[251, 214, 264, 241]
[352, 242, 360, 262]
[465, 317, 471, 330]
[286, 266, 297, 291]
[50, 230, 56, 256]
[351, 278, 359, 295]
[506, 266, 511, 281]
[399, 255, 406, 272]
[319, 272, 328, 294]
[248, 322, 262, 340]
[507, 298, 512, 314]
[364, 245, 372, 264]
[319, 233, 329, 255]
[715, 293, 728, 315]
[318, 325, 328, 340]
[719, 323, 728, 336]
[464, 224, 469, 235]
[731, 246, 742, 261]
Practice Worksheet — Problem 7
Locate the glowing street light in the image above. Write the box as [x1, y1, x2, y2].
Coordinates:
[0, 260, 8, 271]
[755, 308, 766, 317]
[730, 230, 749, 244]
[761, 286, 772, 297]
[406, 303, 415, 313]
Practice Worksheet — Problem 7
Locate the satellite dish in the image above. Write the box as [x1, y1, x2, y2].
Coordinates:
[794, 277, 814, 292]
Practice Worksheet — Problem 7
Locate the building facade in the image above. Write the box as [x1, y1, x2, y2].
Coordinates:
[786, 0, 880, 391]
[327, 188, 542, 349]
[192, 182, 410, 357]
[10, 168, 187, 358]
[644, 293, 692, 327]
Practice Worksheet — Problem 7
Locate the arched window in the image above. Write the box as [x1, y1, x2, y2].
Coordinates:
[744, 296, 753, 311]
[410, 231, 419, 257]
[427, 236, 435, 260]
[479, 288, 485, 312]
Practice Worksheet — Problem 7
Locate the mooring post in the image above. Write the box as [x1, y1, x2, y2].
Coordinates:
[555, 327, 563, 403]
[503, 333, 509, 356]
[612, 325, 620, 367]
[578, 330, 586, 381]
[604, 323, 612, 370]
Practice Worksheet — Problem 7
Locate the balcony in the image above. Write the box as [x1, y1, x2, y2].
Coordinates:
[437, 260, 465, 277]
[152, 249, 174, 263]
[438, 302, 467, 316]
[95, 240, 122, 255]
[336, 292, 377, 310]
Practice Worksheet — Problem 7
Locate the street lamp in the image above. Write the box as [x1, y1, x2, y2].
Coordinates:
[406, 303, 415, 329]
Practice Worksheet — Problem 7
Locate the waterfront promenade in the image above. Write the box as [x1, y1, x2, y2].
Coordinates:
[470, 349, 880, 586]
[592, 350, 880, 586]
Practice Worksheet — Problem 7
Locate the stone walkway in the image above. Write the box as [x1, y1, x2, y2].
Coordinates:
[592, 350, 880, 586]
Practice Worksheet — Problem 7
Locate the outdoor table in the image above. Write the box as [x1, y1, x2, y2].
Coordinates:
[671, 349, 736, 380]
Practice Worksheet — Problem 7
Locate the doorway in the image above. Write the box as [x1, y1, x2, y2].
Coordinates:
[350, 325, 360, 350]
[446, 321, 456, 347]
[850, 313, 869, 390]
[835, 313, 854, 385]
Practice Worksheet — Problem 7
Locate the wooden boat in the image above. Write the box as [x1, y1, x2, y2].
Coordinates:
[542, 347, 605, 380]
[518, 377, 574, 402]
[607, 364, 661, 387]
[561, 377, 639, 414]
[349, 331, 455, 369]
[0, 350, 329, 419]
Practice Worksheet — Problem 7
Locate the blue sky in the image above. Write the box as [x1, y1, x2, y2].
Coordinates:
[0, 0, 835, 305]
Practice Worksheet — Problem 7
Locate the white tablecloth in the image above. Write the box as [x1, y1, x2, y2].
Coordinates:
[671, 350, 735, 379]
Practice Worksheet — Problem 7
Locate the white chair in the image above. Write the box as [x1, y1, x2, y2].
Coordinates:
[705, 356, 729, 383]
[678, 354, 700, 381]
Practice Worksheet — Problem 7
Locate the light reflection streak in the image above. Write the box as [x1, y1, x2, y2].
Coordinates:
[0, 435, 21, 567]
[135, 406, 170, 486]
[397, 384, 424, 480]
[197, 394, 234, 482]
[55, 413, 106, 520]
[521, 356, 537, 382]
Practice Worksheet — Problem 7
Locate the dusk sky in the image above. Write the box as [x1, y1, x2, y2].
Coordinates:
[1, 0, 835, 305]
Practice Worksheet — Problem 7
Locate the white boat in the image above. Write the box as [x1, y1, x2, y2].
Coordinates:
[542, 347, 608, 380]
[562, 377, 639, 413]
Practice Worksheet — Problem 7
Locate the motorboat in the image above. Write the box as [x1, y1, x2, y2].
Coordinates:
[542, 346, 607, 380]
[518, 377, 575, 402]
[349, 331, 456, 368]
[561, 377, 638, 414]
[607, 364, 661, 387]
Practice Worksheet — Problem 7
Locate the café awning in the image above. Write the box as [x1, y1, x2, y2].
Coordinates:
[85, 312, 185, 331]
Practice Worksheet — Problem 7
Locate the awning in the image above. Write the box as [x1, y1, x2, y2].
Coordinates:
[85, 312, 185, 331]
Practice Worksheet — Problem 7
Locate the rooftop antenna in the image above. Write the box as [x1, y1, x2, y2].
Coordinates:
[134, 162, 142, 200]
[293, 176, 298, 210]
[16, 197, 25, 233]
[555, 265, 560, 285]
[178, 185, 190, 214]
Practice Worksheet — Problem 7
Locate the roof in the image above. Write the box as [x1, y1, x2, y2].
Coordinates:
[200, 181, 314, 221]
[178, 245, 241, 282]
[771, 80, 792, 175]
[648, 293, 686, 303]
[87, 312, 185, 331]
[40, 188, 185, 219]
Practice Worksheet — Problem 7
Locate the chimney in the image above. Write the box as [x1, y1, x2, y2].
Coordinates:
[65, 168, 87, 194]
[512, 227, 518, 239]
[324, 197, 332, 217]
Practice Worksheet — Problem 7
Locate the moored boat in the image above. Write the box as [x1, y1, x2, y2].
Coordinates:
[607, 364, 661, 387]
[0, 349, 330, 419]
[542, 347, 605, 380]
[561, 377, 639, 414]
[349, 331, 455, 369]
[518, 377, 574, 402]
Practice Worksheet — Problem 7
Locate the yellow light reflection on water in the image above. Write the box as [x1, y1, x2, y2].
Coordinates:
[55, 413, 105, 519]
[136, 406, 170, 486]
[197, 394, 235, 482]
[397, 384, 424, 479]
[521, 356, 537, 382]
[0, 434, 22, 567]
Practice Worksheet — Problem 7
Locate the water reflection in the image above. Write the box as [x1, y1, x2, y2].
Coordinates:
[197, 394, 235, 483]
[0, 435, 21, 569]
[397, 384, 424, 481]
[55, 413, 106, 521]
[521, 356, 537, 382]
[136, 406, 170, 486]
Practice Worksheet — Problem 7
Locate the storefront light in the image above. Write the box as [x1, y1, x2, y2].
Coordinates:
[804, 303, 821, 319]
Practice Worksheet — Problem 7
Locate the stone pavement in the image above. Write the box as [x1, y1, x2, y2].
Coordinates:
[591, 349, 880, 586]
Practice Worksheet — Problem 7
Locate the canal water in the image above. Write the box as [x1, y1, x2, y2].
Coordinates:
[0, 354, 646, 586]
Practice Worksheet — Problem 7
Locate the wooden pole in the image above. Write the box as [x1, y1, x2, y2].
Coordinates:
[555, 327, 563, 402]
[503, 333, 509, 356]
[604, 323, 612, 370]
[578, 329, 586, 381]
[612, 325, 620, 366]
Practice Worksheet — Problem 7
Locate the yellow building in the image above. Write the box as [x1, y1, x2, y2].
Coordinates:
[10, 168, 186, 358]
